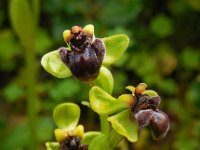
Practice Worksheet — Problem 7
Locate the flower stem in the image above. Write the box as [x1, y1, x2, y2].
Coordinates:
[25, 44, 38, 150]
[109, 130, 123, 149]
[100, 114, 110, 137]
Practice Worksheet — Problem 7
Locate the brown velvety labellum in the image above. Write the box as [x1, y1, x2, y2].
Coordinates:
[150, 110, 170, 140]
[60, 136, 88, 150]
[59, 38, 105, 82]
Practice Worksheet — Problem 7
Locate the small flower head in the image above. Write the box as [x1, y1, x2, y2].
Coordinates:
[127, 83, 170, 140]
[41, 24, 129, 82]
[89, 83, 170, 142]
[60, 25, 105, 82]
[46, 103, 88, 150]
[54, 125, 87, 150]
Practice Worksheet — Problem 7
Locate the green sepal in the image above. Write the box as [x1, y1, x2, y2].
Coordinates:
[88, 134, 112, 150]
[45, 142, 59, 150]
[82, 132, 101, 145]
[108, 109, 138, 142]
[53, 103, 80, 130]
[118, 94, 136, 107]
[93, 66, 113, 94]
[41, 50, 72, 78]
[143, 90, 158, 97]
[89, 86, 128, 115]
[102, 34, 129, 65]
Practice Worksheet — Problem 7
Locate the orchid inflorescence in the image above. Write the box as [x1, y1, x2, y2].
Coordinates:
[41, 24, 170, 150]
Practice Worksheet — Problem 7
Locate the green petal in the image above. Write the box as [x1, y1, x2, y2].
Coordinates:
[108, 110, 138, 142]
[41, 50, 72, 78]
[89, 86, 128, 115]
[126, 86, 135, 93]
[143, 90, 158, 97]
[93, 66, 113, 94]
[118, 94, 136, 107]
[102, 34, 129, 65]
[53, 103, 80, 130]
[82, 132, 101, 145]
[45, 142, 59, 150]
[88, 134, 112, 150]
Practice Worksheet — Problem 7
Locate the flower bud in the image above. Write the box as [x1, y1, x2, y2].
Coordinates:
[150, 110, 170, 140]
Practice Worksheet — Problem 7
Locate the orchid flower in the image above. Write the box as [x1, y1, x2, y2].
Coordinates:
[89, 83, 170, 142]
[46, 103, 112, 150]
[41, 24, 129, 84]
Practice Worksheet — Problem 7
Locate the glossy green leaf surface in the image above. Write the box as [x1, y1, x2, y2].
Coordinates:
[102, 34, 129, 65]
[9, 0, 34, 48]
[108, 109, 138, 142]
[88, 134, 112, 150]
[89, 86, 128, 115]
[41, 50, 72, 78]
[53, 103, 80, 130]
[82, 132, 101, 145]
[45, 142, 59, 150]
[93, 66, 113, 94]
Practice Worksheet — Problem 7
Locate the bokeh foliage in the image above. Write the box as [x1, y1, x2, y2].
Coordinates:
[0, 0, 200, 149]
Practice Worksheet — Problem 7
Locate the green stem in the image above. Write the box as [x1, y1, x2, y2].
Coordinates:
[109, 130, 123, 149]
[25, 44, 38, 150]
[31, 0, 40, 26]
[25, 2, 40, 149]
[100, 114, 110, 137]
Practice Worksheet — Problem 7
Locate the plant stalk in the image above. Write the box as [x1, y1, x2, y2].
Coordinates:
[109, 130, 123, 149]
[100, 114, 110, 137]
[25, 43, 38, 150]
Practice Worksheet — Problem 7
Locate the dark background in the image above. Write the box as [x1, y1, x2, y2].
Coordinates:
[0, 0, 200, 149]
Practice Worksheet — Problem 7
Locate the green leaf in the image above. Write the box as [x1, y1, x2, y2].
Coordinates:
[89, 86, 128, 115]
[186, 0, 200, 11]
[2, 123, 29, 149]
[99, 1, 142, 25]
[37, 117, 54, 141]
[93, 66, 113, 94]
[49, 79, 81, 101]
[89, 134, 112, 150]
[9, 0, 35, 48]
[53, 103, 80, 130]
[108, 110, 138, 142]
[150, 14, 173, 38]
[41, 50, 72, 78]
[45, 142, 59, 150]
[3, 83, 24, 103]
[82, 132, 101, 145]
[102, 34, 129, 65]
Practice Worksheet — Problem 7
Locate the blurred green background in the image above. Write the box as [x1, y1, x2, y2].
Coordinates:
[0, 0, 200, 149]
